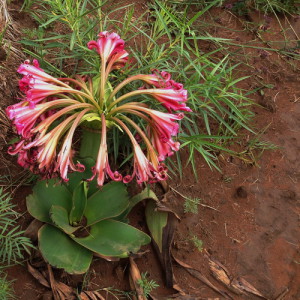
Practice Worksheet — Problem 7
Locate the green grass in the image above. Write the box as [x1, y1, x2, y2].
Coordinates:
[183, 197, 201, 214]
[137, 272, 159, 298]
[0, 188, 33, 265]
[232, 0, 300, 15]
[236, 125, 279, 166]
[0, 272, 15, 300]
[190, 235, 204, 252]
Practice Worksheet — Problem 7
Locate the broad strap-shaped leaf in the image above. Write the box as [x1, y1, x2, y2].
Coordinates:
[38, 224, 92, 274]
[65, 157, 98, 197]
[116, 188, 158, 221]
[27, 179, 72, 223]
[69, 181, 87, 225]
[145, 200, 168, 252]
[72, 219, 151, 257]
[85, 181, 129, 226]
[50, 206, 79, 235]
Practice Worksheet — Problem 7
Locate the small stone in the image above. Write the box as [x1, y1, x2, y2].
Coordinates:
[235, 186, 248, 198]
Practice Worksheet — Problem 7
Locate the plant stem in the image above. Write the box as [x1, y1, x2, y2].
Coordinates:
[99, 58, 106, 110]
[79, 127, 101, 160]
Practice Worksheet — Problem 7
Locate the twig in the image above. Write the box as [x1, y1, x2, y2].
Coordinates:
[275, 288, 289, 300]
[199, 203, 220, 212]
[170, 186, 220, 212]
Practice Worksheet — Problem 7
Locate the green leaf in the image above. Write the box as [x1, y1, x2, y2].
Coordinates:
[85, 182, 129, 226]
[50, 206, 79, 234]
[66, 157, 98, 197]
[26, 179, 72, 223]
[116, 188, 158, 221]
[69, 181, 87, 225]
[39, 224, 92, 274]
[73, 220, 151, 257]
[145, 200, 168, 252]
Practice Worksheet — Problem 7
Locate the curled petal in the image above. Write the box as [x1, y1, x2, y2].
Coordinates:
[123, 174, 133, 184]
[149, 125, 180, 161]
[8, 139, 25, 155]
[8, 139, 38, 171]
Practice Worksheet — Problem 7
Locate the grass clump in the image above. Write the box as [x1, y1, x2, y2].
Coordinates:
[183, 197, 201, 214]
[252, 0, 300, 14]
[190, 235, 204, 252]
[0, 272, 15, 300]
[229, 0, 300, 15]
[0, 188, 33, 265]
[137, 272, 159, 298]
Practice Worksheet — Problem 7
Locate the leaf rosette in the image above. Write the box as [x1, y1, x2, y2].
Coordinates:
[27, 160, 151, 274]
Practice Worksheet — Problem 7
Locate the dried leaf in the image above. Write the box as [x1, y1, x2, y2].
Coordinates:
[205, 253, 266, 298]
[79, 293, 90, 300]
[25, 219, 43, 242]
[208, 259, 231, 288]
[231, 277, 266, 299]
[27, 262, 50, 288]
[129, 257, 147, 300]
[172, 282, 186, 295]
[156, 204, 181, 220]
[47, 265, 75, 300]
[79, 291, 106, 300]
[207, 257, 243, 295]
[90, 291, 105, 300]
[80, 291, 106, 300]
[150, 295, 206, 300]
[173, 256, 232, 299]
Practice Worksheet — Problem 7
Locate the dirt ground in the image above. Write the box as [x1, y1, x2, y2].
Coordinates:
[0, 1, 299, 299]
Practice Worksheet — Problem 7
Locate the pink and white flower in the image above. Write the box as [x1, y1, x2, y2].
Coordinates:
[54, 110, 88, 181]
[148, 88, 191, 112]
[122, 106, 183, 141]
[148, 124, 180, 161]
[87, 31, 128, 66]
[89, 114, 122, 186]
[25, 81, 74, 104]
[17, 59, 58, 83]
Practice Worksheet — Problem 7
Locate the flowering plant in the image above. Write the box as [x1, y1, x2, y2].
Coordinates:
[7, 31, 190, 186]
